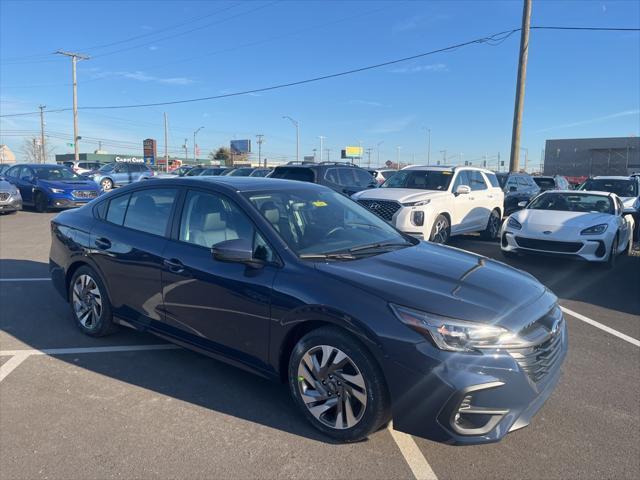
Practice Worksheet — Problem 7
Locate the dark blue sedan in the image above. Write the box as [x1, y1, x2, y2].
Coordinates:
[4, 163, 101, 212]
[49, 177, 566, 444]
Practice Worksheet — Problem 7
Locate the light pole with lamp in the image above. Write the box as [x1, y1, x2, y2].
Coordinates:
[193, 126, 204, 164]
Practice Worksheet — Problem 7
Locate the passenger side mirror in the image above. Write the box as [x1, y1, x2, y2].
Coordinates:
[212, 238, 264, 268]
[455, 185, 471, 195]
[517, 201, 528, 208]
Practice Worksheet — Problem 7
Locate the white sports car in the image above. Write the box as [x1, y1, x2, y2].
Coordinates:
[501, 191, 634, 266]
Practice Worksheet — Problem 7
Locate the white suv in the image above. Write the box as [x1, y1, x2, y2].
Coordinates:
[352, 166, 504, 244]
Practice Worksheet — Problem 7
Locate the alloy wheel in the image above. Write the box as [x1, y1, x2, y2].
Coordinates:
[101, 179, 113, 191]
[297, 345, 367, 430]
[431, 217, 449, 244]
[489, 212, 500, 238]
[72, 274, 103, 328]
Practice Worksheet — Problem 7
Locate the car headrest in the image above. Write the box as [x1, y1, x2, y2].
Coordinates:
[261, 201, 280, 224]
[203, 212, 226, 231]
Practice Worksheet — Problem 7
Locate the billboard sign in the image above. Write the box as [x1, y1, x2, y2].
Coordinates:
[143, 138, 157, 165]
[342, 146, 363, 159]
[230, 139, 251, 154]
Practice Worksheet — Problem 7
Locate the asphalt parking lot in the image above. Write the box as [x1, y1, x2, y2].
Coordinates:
[1, 210, 639, 480]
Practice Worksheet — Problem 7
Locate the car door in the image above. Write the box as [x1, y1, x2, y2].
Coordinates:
[159, 188, 278, 371]
[468, 170, 491, 229]
[16, 166, 36, 204]
[90, 187, 180, 328]
[449, 170, 474, 233]
[616, 197, 632, 251]
[111, 163, 128, 186]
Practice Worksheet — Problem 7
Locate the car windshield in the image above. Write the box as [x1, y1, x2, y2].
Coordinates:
[200, 168, 224, 175]
[579, 179, 638, 198]
[380, 170, 453, 190]
[533, 177, 556, 189]
[33, 166, 82, 180]
[99, 163, 115, 173]
[245, 188, 413, 257]
[528, 192, 614, 214]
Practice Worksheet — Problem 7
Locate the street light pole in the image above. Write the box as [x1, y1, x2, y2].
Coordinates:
[55, 51, 90, 162]
[283, 116, 299, 163]
[426, 128, 431, 165]
[319, 136, 325, 163]
[376, 141, 384, 166]
[193, 126, 204, 164]
[396, 146, 401, 169]
[183, 138, 188, 165]
[256, 134, 265, 167]
[38, 105, 46, 163]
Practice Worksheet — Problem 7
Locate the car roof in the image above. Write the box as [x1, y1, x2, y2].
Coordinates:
[592, 176, 635, 180]
[547, 189, 615, 198]
[403, 165, 495, 174]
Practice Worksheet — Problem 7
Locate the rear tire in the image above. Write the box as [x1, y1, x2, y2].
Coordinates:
[481, 209, 501, 241]
[429, 214, 450, 244]
[100, 178, 113, 191]
[34, 192, 48, 213]
[288, 326, 391, 443]
[69, 266, 117, 337]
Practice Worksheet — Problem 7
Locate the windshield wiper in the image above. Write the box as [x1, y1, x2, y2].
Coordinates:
[348, 241, 413, 253]
[299, 252, 357, 260]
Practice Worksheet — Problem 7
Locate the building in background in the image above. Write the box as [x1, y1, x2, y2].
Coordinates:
[0, 145, 17, 164]
[544, 137, 639, 181]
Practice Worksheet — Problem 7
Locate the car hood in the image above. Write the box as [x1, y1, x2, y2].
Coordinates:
[352, 188, 449, 204]
[0, 179, 18, 191]
[315, 242, 552, 332]
[38, 179, 100, 190]
[513, 209, 612, 235]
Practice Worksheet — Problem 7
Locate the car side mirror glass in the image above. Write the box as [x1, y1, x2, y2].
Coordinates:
[517, 201, 528, 208]
[212, 238, 263, 268]
[456, 185, 471, 195]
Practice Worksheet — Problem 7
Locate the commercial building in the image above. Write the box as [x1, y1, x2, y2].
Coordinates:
[544, 137, 639, 179]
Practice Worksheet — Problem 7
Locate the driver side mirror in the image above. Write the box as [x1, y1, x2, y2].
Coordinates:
[455, 185, 471, 195]
[212, 238, 264, 268]
[517, 201, 528, 208]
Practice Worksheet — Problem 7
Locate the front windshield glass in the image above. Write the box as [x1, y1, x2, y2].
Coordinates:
[528, 192, 614, 214]
[33, 166, 82, 180]
[99, 163, 115, 173]
[579, 179, 638, 197]
[245, 189, 412, 257]
[380, 170, 453, 190]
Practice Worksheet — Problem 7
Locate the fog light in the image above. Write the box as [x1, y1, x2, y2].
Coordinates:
[412, 211, 424, 226]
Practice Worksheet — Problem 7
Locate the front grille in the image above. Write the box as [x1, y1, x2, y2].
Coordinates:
[514, 236, 582, 253]
[72, 190, 98, 199]
[0, 193, 9, 201]
[508, 319, 564, 383]
[357, 199, 402, 221]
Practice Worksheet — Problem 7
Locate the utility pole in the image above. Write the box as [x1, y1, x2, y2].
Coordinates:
[509, 0, 532, 173]
[366, 148, 372, 168]
[319, 136, 325, 163]
[193, 126, 204, 164]
[376, 141, 383, 166]
[55, 51, 90, 162]
[164, 113, 169, 173]
[256, 134, 265, 167]
[38, 105, 46, 163]
[440, 149, 447, 163]
[283, 116, 299, 163]
[325, 148, 331, 162]
[396, 146, 401, 169]
[183, 138, 188, 165]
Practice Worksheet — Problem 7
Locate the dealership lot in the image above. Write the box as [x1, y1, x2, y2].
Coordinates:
[1, 211, 638, 480]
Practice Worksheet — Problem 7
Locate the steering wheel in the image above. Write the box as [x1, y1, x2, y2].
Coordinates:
[325, 226, 346, 239]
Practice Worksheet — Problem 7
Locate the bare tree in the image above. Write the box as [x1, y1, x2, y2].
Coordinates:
[22, 137, 41, 163]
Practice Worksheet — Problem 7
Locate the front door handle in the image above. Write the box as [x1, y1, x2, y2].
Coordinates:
[94, 237, 111, 250]
[163, 258, 185, 273]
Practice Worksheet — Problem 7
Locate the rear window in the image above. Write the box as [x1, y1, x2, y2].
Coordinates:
[485, 172, 500, 188]
[106, 194, 130, 225]
[270, 167, 315, 183]
[123, 189, 177, 236]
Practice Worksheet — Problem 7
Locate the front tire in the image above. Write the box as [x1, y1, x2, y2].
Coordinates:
[34, 192, 48, 212]
[481, 209, 501, 241]
[605, 234, 619, 269]
[288, 327, 390, 443]
[100, 178, 114, 191]
[69, 266, 117, 337]
[429, 214, 450, 244]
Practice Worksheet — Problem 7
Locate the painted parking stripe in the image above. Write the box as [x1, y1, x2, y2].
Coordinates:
[560, 306, 640, 347]
[0, 344, 181, 357]
[0, 353, 31, 383]
[388, 422, 438, 480]
[0, 277, 51, 282]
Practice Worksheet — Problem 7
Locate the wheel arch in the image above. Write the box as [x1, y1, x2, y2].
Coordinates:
[65, 258, 107, 301]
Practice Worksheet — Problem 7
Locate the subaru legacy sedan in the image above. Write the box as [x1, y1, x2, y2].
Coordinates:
[49, 177, 567, 444]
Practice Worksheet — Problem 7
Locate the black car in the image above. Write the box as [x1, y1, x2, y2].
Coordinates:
[199, 167, 227, 176]
[495, 172, 541, 215]
[50, 177, 566, 445]
[270, 162, 377, 196]
[532, 175, 571, 192]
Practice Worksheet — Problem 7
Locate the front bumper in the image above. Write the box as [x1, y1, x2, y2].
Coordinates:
[0, 194, 22, 212]
[46, 192, 99, 209]
[501, 229, 609, 262]
[385, 319, 568, 445]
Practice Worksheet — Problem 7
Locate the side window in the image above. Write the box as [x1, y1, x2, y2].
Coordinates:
[485, 172, 500, 188]
[353, 169, 375, 187]
[94, 200, 108, 219]
[114, 163, 127, 173]
[106, 194, 130, 225]
[337, 168, 356, 186]
[469, 171, 488, 191]
[516, 176, 529, 187]
[505, 176, 518, 190]
[20, 167, 33, 180]
[5, 166, 20, 178]
[123, 188, 177, 236]
[452, 171, 470, 190]
[324, 168, 339, 184]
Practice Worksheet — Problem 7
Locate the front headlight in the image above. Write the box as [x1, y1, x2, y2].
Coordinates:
[50, 188, 65, 194]
[580, 224, 608, 235]
[390, 304, 515, 352]
[402, 199, 431, 207]
[507, 217, 522, 230]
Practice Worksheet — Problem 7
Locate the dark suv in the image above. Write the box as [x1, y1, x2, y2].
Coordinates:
[532, 175, 571, 192]
[496, 172, 541, 215]
[270, 162, 377, 196]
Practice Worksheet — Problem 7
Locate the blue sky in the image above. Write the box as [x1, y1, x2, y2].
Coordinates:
[1, 0, 639, 168]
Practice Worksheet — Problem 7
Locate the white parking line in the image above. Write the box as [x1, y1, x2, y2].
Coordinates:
[560, 306, 640, 347]
[388, 422, 438, 480]
[0, 277, 51, 282]
[0, 353, 31, 383]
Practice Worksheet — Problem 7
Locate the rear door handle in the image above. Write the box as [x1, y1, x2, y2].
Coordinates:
[94, 237, 111, 250]
[163, 258, 185, 273]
